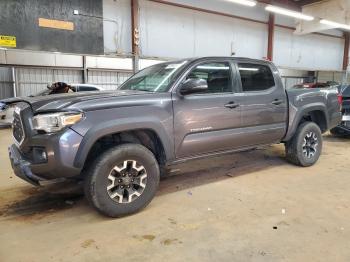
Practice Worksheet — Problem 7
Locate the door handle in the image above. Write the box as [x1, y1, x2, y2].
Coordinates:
[271, 99, 283, 105]
[224, 101, 240, 109]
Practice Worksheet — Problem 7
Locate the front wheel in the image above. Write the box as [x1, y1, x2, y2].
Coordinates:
[285, 122, 323, 167]
[84, 144, 160, 217]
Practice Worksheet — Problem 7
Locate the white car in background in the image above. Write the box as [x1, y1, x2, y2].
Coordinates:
[0, 83, 105, 127]
[0, 103, 16, 127]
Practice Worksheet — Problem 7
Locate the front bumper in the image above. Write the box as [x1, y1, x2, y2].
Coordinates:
[331, 122, 350, 135]
[330, 111, 350, 135]
[8, 144, 46, 186]
[8, 128, 84, 185]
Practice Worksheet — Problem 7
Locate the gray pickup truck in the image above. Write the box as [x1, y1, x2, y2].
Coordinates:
[3, 57, 341, 217]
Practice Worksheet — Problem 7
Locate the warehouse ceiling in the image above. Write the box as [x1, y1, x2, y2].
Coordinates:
[295, 0, 350, 34]
[260, 0, 350, 34]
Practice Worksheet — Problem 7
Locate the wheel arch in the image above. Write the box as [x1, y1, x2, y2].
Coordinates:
[284, 104, 329, 142]
[73, 119, 174, 169]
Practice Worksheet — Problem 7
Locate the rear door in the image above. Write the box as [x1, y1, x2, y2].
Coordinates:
[172, 59, 245, 158]
[235, 62, 287, 146]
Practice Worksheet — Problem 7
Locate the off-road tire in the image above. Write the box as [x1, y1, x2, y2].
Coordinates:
[84, 144, 160, 217]
[285, 122, 322, 167]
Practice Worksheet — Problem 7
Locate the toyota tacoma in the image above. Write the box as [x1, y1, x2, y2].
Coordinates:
[2, 57, 342, 217]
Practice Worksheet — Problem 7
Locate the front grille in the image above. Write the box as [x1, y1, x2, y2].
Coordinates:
[13, 109, 24, 144]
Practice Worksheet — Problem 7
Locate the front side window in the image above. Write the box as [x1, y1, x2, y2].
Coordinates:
[238, 63, 275, 92]
[119, 61, 187, 92]
[186, 62, 233, 94]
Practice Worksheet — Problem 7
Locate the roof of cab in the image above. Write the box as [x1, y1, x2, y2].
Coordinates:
[161, 56, 274, 65]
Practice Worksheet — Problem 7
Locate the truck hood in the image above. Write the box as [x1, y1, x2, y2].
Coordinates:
[0, 90, 156, 112]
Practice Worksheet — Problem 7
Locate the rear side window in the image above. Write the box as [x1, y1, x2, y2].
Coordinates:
[238, 63, 275, 92]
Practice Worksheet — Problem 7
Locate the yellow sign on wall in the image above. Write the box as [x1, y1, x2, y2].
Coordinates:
[0, 35, 16, 48]
[38, 18, 74, 31]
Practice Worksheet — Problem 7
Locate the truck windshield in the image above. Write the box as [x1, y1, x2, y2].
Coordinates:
[119, 61, 187, 92]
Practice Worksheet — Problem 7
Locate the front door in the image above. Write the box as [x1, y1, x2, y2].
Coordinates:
[172, 60, 244, 159]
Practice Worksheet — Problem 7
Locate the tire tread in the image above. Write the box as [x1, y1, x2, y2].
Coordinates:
[84, 143, 160, 217]
[285, 121, 322, 167]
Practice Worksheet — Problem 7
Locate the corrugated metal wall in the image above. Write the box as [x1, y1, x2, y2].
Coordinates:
[282, 77, 308, 89]
[13, 67, 131, 96]
[88, 70, 132, 90]
[16, 68, 83, 96]
[317, 71, 344, 83]
[0, 67, 14, 99]
[0, 66, 132, 98]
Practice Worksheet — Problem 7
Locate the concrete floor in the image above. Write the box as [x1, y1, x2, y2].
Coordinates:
[0, 128, 350, 262]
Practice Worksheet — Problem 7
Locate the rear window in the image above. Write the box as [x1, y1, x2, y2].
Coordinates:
[238, 63, 275, 92]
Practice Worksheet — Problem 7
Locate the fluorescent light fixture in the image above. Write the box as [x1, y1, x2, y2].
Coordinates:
[238, 67, 259, 71]
[225, 0, 257, 7]
[265, 5, 314, 21]
[320, 19, 350, 30]
[198, 66, 230, 70]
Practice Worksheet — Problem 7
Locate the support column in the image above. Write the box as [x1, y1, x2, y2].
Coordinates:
[131, 0, 140, 73]
[83, 56, 88, 84]
[267, 13, 275, 62]
[11, 67, 17, 97]
[343, 32, 349, 71]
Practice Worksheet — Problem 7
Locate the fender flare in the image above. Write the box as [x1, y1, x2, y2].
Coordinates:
[283, 103, 328, 141]
[73, 117, 174, 168]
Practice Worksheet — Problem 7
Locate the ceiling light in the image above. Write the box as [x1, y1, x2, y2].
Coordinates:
[265, 5, 314, 21]
[320, 19, 350, 30]
[239, 67, 259, 71]
[198, 66, 230, 70]
[225, 0, 257, 7]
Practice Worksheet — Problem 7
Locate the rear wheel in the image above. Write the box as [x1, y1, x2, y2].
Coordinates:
[285, 122, 322, 167]
[84, 144, 160, 217]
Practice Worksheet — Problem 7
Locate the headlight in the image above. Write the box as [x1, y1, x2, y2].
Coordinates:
[32, 112, 83, 133]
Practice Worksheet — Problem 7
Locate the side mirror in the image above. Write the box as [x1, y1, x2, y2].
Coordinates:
[179, 78, 208, 95]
